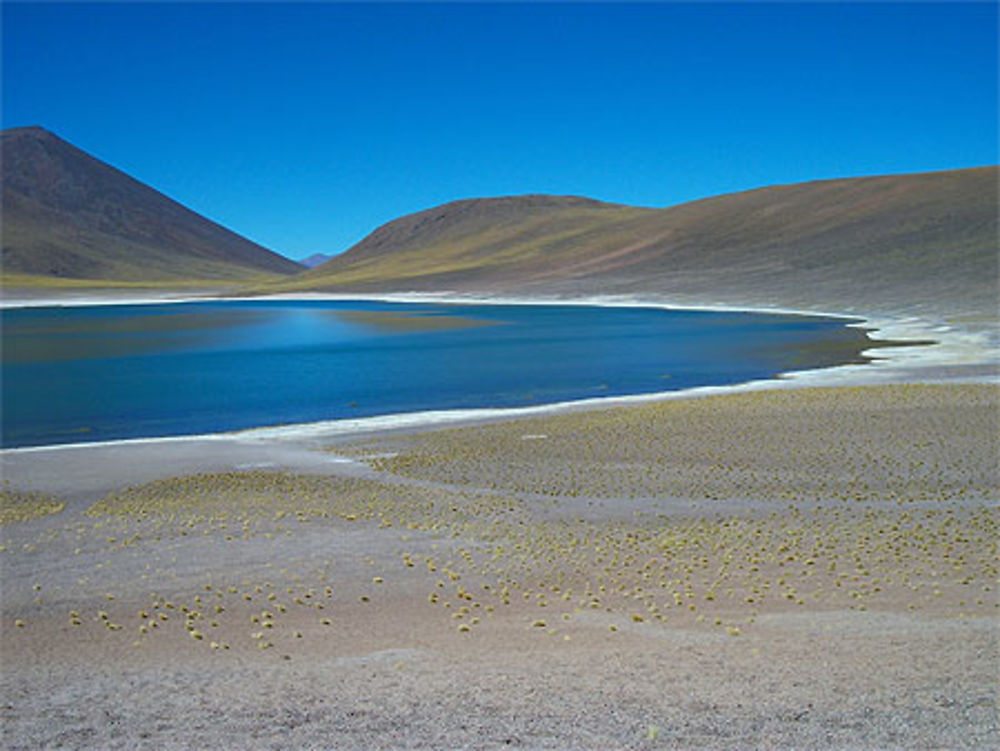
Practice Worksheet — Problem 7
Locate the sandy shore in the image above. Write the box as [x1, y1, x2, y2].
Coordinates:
[2, 378, 997, 749]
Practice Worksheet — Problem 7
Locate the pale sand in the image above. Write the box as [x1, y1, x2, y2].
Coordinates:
[1, 382, 998, 749]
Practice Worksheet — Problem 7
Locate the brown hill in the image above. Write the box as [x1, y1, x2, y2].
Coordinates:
[1, 126, 302, 284]
[290, 167, 998, 321]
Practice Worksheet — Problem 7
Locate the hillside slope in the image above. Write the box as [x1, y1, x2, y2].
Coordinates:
[293, 167, 998, 321]
[1, 127, 302, 284]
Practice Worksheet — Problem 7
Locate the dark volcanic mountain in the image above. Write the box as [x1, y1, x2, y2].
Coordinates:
[292, 167, 998, 321]
[1, 126, 302, 283]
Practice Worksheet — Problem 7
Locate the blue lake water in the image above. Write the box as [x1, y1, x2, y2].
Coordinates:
[1, 300, 875, 448]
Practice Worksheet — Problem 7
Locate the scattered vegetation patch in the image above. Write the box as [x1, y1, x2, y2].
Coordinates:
[0, 490, 65, 526]
[4, 385, 997, 660]
[360, 384, 999, 504]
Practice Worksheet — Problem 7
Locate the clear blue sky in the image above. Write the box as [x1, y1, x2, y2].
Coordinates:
[3, 2, 997, 261]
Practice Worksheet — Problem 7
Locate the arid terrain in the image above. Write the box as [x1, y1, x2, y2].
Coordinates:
[2, 127, 997, 749]
[1, 127, 302, 284]
[2, 380, 997, 749]
[278, 166, 998, 327]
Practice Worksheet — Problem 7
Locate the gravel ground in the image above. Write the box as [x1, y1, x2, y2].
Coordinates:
[1, 383, 997, 750]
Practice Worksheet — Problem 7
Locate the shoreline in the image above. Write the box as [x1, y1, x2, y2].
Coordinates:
[3, 290, 996, 455]
[2, 380, 996, 750]
[0, 359, 975, 456]
[3, 294, 997, 750]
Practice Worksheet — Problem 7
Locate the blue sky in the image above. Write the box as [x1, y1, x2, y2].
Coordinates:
[3, 2, 997, 261]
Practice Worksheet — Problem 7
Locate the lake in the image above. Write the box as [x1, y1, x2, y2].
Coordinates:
[1, 299, 876, 448]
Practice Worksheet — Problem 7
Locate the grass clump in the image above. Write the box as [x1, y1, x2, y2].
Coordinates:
[0, 490, 65, 526]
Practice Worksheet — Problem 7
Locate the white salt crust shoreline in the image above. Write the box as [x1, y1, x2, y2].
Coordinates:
[1, 290, 996, 455]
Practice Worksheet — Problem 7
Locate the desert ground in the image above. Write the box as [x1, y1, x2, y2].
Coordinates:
[2, 358, 997, 749]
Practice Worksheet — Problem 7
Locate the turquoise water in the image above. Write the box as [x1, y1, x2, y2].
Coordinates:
[1, 300, 874, 448]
